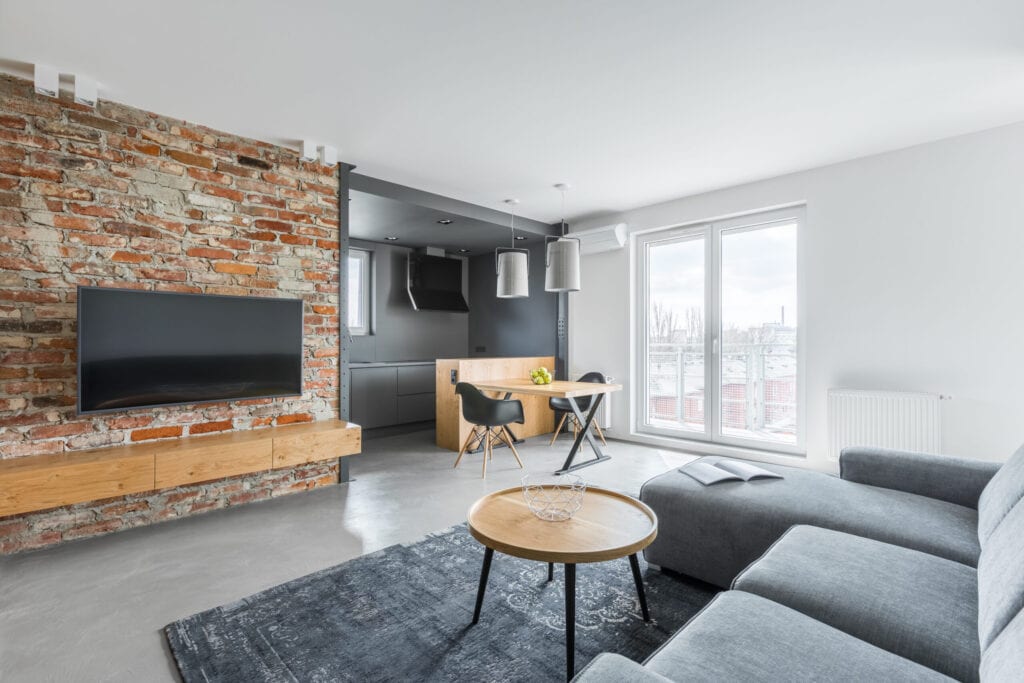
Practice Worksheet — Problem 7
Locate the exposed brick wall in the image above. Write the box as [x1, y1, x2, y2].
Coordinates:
[0, 74, 343, 552]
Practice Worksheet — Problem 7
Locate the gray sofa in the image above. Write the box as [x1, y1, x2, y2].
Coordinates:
[573, 445, 1024, 682]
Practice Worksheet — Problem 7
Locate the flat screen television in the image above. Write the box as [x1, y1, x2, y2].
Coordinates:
[407, 253, 469, 312]
[77, 286, 303, 414]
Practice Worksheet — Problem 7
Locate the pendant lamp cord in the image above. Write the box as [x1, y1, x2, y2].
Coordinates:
[560, 187, 567, 237]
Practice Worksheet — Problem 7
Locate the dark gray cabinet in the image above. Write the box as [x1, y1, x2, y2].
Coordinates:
[350, 363, 435, 429]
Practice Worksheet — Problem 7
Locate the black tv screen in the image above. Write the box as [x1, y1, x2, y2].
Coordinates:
[77, 287, 303, 414]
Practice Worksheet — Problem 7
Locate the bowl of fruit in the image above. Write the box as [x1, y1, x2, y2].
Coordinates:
[529, 367, 553, 385]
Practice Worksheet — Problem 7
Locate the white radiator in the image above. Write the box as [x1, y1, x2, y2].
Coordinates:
[827, 389, 941, 460]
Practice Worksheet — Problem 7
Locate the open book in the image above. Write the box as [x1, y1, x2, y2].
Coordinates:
[680, 459, 784, 486]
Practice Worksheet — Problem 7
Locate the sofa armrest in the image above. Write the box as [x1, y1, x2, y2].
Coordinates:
[572, 653, 673, 682]
[839, 446, 1001, 509]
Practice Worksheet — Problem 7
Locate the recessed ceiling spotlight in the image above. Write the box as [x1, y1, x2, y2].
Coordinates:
[514, 236, 527, 241]
[384, 236, 399, 241]
[458, 248, 470, 253]
[437, 218, 454, 225]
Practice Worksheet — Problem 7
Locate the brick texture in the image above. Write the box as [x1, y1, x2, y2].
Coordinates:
[0, 74, 342, 552]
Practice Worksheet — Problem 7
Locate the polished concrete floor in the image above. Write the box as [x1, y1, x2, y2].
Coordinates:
[0, 429, 694, 682]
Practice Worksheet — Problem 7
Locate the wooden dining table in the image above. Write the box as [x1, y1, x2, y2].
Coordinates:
[472, 378, 622, 474]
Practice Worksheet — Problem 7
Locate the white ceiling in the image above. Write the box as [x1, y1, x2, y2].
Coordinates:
[2, 1, 1023, 223]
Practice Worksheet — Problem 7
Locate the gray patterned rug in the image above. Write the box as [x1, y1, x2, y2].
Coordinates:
[166, 524, 716, 682]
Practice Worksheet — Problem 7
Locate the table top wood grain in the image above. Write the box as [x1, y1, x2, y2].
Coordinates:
[467, 486, 657, 564]
[473, 378, 623, 399]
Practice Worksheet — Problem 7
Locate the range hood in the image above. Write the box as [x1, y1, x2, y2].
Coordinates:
[407, 251, 469, 313]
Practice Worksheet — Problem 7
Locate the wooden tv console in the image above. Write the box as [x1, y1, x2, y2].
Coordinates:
[0, 420, 362, 518]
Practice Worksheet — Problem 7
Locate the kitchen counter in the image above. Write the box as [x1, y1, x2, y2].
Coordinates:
[350, 360, 435, 369]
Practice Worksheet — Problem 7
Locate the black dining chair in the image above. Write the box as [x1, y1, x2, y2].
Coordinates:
[549, 371, 608, 446]
[453, 382, 525, 478]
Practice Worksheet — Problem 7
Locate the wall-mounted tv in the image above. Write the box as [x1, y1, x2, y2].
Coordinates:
[407, 253, 469, 312]
[77, 286, 303, 414]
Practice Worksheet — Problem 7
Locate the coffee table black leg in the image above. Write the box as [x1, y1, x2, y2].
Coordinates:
[564, 563, 576, 681]
[548, 562, 554, 582]
[628, 553, 650, 622]
[472, 547, 494, 625]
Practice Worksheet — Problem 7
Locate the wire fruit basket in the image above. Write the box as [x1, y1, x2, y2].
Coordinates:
[521, 474, 587, 522]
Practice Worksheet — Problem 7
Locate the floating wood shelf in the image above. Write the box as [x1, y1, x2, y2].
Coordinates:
[0, 420, 362, 518]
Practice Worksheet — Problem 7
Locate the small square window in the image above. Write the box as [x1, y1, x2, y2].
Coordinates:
[348, 249, 371, 336]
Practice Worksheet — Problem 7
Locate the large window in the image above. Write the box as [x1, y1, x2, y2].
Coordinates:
[637, 207, 802, 452]
[348, 248, 371, 336]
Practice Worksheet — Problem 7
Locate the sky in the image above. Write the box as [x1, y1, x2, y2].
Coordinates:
[648, 222, 797, 331]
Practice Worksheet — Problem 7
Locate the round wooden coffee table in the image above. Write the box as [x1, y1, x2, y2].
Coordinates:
[467, 486, 658, 680]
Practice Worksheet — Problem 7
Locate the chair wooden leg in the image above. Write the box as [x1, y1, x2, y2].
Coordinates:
[481, 429, 490, 478]
[593, 422, 608, 446]
[549, 413, 568, 446]
[502, 426, 524, 469]
[454, 428, 477, 469]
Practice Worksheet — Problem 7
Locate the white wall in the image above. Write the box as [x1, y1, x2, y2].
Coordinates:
[570, 121, 1024, 472]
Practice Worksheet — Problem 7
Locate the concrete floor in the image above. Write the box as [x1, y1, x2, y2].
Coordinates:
[0, 429, 695, 682]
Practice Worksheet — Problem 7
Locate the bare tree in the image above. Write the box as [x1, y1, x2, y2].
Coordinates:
[649, 302, 678, 343]
[685, 306, 703, 343]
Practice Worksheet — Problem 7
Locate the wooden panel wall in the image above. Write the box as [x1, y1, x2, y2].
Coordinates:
[435, 356, 555, 451]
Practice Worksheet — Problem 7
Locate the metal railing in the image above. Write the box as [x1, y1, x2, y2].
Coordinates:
[647, 341, 797, 439]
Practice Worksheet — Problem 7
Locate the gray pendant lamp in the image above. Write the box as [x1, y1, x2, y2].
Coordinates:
[496, 199, 529, 298]
[544, 183, 581, 292]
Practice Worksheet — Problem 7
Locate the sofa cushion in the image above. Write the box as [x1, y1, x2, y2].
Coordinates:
[733, 525, 979, 682]
[977, 443, 1024, 545]
[980, 607, 1024, 683]
[643, 591, 952, 682]
[571, 653, 673, 682]
[977, 498, 1024, 650]
[641, 461, 980, 587]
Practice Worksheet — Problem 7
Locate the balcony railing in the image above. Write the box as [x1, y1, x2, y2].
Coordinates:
[647, 341, 797, 442]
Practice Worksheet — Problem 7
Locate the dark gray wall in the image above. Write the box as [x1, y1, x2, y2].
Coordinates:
[349, 239, 469, 362]
[467, 243, 558, 358]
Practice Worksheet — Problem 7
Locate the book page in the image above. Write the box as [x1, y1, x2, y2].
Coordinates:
[680, 461, 743, 485]
[714, 459, 782, 481]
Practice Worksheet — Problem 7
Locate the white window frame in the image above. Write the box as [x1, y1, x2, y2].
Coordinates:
[634, 206, 806, 456]
[348, 248, 372, 336]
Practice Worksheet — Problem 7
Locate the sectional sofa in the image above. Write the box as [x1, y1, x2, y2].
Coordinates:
[574, 445, 1024, 682]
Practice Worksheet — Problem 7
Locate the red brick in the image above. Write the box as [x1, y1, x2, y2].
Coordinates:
[261, 172, 299, 188]
[30, 182, 92, 200]
[185, 247, 233, 260]
[167, 149, 214, 169]
[111, 251, 152, 263]
[0, 128, 60, 150]
[249, 231, 278, 242]
[253, 219, 291, 233]
[28, 422, 94, 439]
[187, 167, 232, 184]
[137, 268, 187, 282]
[212, 262, 258, 275]
[0, 162, 63, 181]
[102, 415, 153, 430]
[53, 215, 98, 231]
[189, 420, 233, 435]
[0, 114, 27, 129]
[62, 519, 123, 540]
[134, 212, 185, 235]
[130, 425, 183, 441]
[277, 413, 313, 425]
[68, 203, 120, 218]
[201, 184, 244, 202]
[3, 350, 66, 364]
[32, 365, 76, 380]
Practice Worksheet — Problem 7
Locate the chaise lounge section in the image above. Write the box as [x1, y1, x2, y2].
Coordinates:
[574, 445, 1024, 682]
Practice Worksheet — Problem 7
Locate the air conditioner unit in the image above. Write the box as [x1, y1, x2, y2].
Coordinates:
[566, 223, 627, 255]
